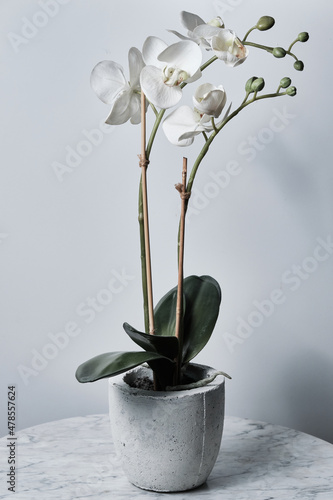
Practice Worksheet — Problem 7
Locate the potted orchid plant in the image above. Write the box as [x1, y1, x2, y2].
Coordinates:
[76, 11, 308, 492]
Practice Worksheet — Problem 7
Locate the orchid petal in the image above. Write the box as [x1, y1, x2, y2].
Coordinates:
[185, 68, 202, 84]
[199, 114, 212, 125]
[212, 28, 233, 45]
[178, 129, 203, 141]
[157, 41, 202, 77]
[198, 39, 212, 50]
[207, 16, 224, 28]
[130, 94, 143, 124]
[163, 105, 205, 146]
[193, 24, 224, 40]
[162, 105, 196, 145]
[199, 89, 226, 117]
[90, 61, 127, 104]
[128, 47, 145, 88]
[193, 83, 227, 118]
[140, 66, 182, 109]
[167, 30, 192, 42]
[211, 30, 249, 67]
[105, 91, 139, 125]
[142, 36, 168, 67]
[194, 82, 216, 98]
[180, 11, 205, 31]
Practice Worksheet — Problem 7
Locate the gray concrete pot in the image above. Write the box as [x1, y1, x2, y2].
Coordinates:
[108, 363, 225, 492]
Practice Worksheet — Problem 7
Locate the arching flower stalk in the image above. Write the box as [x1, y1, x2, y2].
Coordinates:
[76, 10, 309, 390]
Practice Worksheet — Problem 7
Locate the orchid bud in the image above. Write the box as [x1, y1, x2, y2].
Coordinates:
[193, 83, 227, 118]
[286, 86, 297, 96]
[251, 78, 265, 92]
[256, 16, 275, 31]
[273, 47, 286, 58]
[280, 77, 292, 88]
[211, 30, 249, 67]
[294, 60, 304, 71]
[207, 16, 224, 28]
[298, 32, 309, 42]
[245, 77, 258, 93]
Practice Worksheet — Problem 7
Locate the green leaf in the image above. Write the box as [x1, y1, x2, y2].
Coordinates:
[147, 357, 175, 390]
[199, 275, 222, 299]
[154, 288, 185, 337]
[123, 322, 179, 360]
[152, 275, 221, 365]
[182, 275, 221, 363]
[75, 351, 173, 383]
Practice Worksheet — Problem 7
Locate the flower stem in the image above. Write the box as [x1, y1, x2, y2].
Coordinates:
[174, 158, 189, 385]
[139, 93, 155, 335]
[241, 92, 250, 105]
[202, 131, 208, 142]
[287, 39, 298, 53]
[243, 40, 274, 53]
[138, 106, 166, 334]
[200, 55, 218, 72]
[242, 26, 256, 43]
[211, 117, 218, 132]
[138, 179, 149, 333]
[286, 50, 298, 61]
[146, 109, 166, 160]
[184, 91, 285, 216]
[244, 40, 298, 61]
[180, 56, 218, 91]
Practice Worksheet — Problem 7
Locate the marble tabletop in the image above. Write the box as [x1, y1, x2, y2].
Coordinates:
[0, 414, 332, 499]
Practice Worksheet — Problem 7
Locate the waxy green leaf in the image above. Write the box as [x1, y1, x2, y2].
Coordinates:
[152, 275, 221, 365]
[182, 275, 221, 362]
[154, 288, 184, 338]
[123, 322, 179, 360]
[75, 351, 173, 383]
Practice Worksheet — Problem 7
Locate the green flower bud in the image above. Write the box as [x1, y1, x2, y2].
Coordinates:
[286, 86, 297, 96]
[280, 77, 292, 88]
[245, 76, 258, 93]
[273, 47, 287, 58]
[208, 16, 224, 28]
[298, 32, 309, 42]
[294, 60, 304, 71]
[251, 78, 265, 92]
[256, 16, 275, 31]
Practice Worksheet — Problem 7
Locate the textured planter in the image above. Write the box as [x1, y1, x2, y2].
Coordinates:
[108, 363, 225, 492]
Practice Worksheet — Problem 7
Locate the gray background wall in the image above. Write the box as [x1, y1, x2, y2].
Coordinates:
[1, 0, 332, 444]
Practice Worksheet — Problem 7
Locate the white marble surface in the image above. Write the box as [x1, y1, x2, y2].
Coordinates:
[1, 414, 333, 499]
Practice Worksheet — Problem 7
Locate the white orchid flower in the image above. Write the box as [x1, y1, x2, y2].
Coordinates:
[90, 47, 145, 125]
[193, 83, 227, 118]
[163, 83, 227, 147]
[140, 37, 202, 109]
[162, 106, 211, 147]
[211, 30, 249, 67]
[169, 11, 224, 49]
